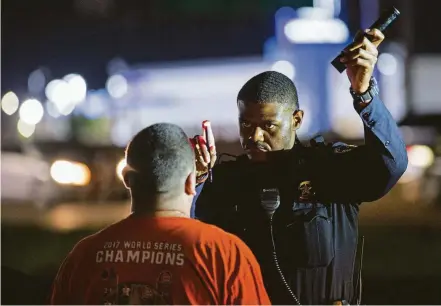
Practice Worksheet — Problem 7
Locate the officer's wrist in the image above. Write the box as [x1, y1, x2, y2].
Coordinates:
[350, 77, 378, 106]
[196, 172, 209, 184]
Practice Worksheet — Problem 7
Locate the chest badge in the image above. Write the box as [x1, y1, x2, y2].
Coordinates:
[298, 180, 315, 201]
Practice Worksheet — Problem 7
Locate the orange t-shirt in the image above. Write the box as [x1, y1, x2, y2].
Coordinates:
[50, 215, 271, 305]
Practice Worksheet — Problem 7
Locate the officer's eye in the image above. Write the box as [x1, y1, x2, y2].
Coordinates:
[241, 121, 252, 128]
[265, 123, 276, 130]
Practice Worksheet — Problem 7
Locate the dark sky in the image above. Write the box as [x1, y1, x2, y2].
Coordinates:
[2, 0, 440, 96]
[1, 0, 278, 93]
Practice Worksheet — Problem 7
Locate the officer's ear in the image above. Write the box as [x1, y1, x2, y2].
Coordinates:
[121, 166, 133, 189]
[292, 109, 304, 130]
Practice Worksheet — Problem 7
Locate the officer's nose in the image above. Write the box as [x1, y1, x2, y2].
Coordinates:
[250, 126, 264, 143]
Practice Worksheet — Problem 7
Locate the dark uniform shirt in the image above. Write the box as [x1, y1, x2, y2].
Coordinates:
[191, 96, 408, 305]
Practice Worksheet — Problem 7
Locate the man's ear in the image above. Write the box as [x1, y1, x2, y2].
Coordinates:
[122, 166, 133, 189]
[292, 109, 304, 130]
[184, 171, 196, 196]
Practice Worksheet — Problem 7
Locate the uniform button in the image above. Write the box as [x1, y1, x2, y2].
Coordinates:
[368, 120, 376, 127]
[385, 140, 390, 146]
[363, 112, 371, 119]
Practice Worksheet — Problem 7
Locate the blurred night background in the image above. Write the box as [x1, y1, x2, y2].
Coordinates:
[1, 0, 441, 304]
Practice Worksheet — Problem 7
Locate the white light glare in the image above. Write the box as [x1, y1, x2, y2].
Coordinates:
[19, 99, 44, 125]
[1, 91, 20, 115]
[271, 61, 296, 80]
[50, 160, 91, 186]
[284, 17, 349, 44]
[45, 79, 70, 104]
[106, 74, 128, 99]
[46, 100, 61, 118]
[407, 145, 435, 169]
[377, 53, 398, 76]
[116, 158, 127, 181]
[17, 119, 36, 138]
[45, 74, 87, 116]
[63, 74, 87, 103]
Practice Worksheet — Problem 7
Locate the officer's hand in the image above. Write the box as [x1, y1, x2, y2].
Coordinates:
[191, 121, 217, 179]
[341, 28, 385, 93]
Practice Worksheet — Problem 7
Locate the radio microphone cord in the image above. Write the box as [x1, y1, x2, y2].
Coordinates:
[261, 188, 301, 305]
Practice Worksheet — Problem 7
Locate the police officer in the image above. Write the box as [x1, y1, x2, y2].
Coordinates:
[191, 29, 408, 305]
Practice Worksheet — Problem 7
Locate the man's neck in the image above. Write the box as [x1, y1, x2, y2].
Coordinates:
[130, 194, 190, 217]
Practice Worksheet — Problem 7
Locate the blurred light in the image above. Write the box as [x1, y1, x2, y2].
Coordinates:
[45, 79, 70, 104]
[19, 99, 44, 125]
[50, 160, 91, 186]
[111, 118, 133, 147]
[45, 76, 86, 116]
[17, 119, 36, 138]
[1, 91, 19, 115]
[116, 158, 126, 181]
[312, 0, 341, 17]
[28, 69, 46, 94]
[106, 74, 128, 99]
[58, 101, 76, 116]
[271, 60, 296, 80]
[82, 93, 108, 119]
[46, 100, 61, 118]
[263, 37, 278, 60]
[63, 74, 87, 103]
[45, 79, 75, 115]
[275, 6, 296, 19]
[377, 53, 398, 76]
[398, 165, 424, 184]
[407, 145, 435, 169]
[298, 6, 332, 19]
[284, 15, 349, 44]
[47, 205, 85, 232]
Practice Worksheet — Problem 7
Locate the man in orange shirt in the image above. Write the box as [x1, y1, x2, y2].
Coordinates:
[50, 123, 270, 305]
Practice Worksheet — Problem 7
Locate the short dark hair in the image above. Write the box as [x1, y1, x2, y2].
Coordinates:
[237, 71, 299, 109]
[125, 123, 194, 194]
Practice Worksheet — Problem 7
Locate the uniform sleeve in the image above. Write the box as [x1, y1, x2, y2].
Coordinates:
[190, 182, 205, 218]
[192, 164, 236, 230]
[50, 250, 76, 305]
[224, 236, 271, 305]
[312, 96, 408, 203]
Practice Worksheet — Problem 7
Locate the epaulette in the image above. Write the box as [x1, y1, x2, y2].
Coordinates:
[217, 153, 240, 165]
[331, 141, 358, 154]
[309, 135, 357, 154]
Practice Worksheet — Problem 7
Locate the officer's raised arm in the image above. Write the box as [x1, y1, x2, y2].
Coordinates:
[312, 28, 408, 202]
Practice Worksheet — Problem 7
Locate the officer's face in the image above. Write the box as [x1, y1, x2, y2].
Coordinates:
[238, 101, 303, 162]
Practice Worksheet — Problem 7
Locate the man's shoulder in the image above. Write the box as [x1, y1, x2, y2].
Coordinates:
[71, 231, 101, 252]
[70, 219, 126, 252]
[193, 220, 246, 249]
[193, 219, 230, 238]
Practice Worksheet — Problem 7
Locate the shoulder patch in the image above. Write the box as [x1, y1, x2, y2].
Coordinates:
[332, 142, 357, 154]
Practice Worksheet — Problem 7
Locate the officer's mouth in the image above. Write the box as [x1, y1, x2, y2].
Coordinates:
[246, 144, 272, 155]
[248, 148, 268, 153]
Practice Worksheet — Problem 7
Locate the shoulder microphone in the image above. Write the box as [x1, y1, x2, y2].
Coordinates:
[260, 188, 281, 219]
